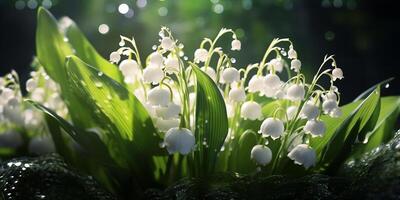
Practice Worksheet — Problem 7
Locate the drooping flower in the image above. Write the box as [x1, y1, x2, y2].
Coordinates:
[109, 51, 121, 63]
[268, 58, 284, 73]
[240, 101, 262, 120]
[286, 106, 298, 121]
[286, 84, 305, 101]
[194, 48, 208, 63]
[220, 67, 240, 84]
[288, 47, 297, 59]
[259, 118, 284, 140]
[161, 37, 175, 51]
[290, 59, 301, 72]
[264, 74, 281, 88]
[163, 127, 195, 155]
[251, 145, 272, 166]
[155, 118, 180, 132]
[248, 75, 265, 93]
[165, 56, 180, 74]
[231, 39, 241, 51]
[119, 59, 140, 83]
[229, 86, 246, 102]
[148, 52, 164, 67]
[322, 99, 338, 114]
[287, 144, 316, 169]
[300, 101, 320, 120]
[155, 102, 181, 119]
[303, 120, 326, 137]
[147, 86, 171, 106]
[143, 65, 164, 84]
[332, 68, 344, 81]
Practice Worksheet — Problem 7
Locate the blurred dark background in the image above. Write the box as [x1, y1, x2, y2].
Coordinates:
[0, 0, 399, 103]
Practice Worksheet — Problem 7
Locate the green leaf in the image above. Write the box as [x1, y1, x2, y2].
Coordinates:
[65, 55, 162, 155]
[192, 64, 229, 176]
[63, 18, 124, 84]
[351, 96, 400, 157]
[236, 130, 258, 173]
[317, 87, 381, 174]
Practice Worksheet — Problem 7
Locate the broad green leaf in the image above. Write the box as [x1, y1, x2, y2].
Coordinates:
[192, 64, 229, 176]
[351, 96, 400, 157]
[317, 87, 381, 173]
[36, 7, 95, 129]
[236, 130, 258, 173]
[63, 18, 124, 84]
[65, 55, 162, 155]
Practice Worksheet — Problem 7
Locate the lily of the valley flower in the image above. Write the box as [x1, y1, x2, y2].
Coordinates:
[143, 65, 164, 84]
[332, 68, 344, 81]
[251, 145, 272, 166]
[161, 37, 175, 51]
[240, 101, 262, 120]
[231, 39, 241, 51]
[259, 117, 284, 140]
[147, 86, 171, 106]
[287, 144, 316, 169]
[286, 84, 305, 101]
[300, 101, 320, 120]
[290, 59, 301, 72]
[163, 127, 195, 155]
[109, 51, 121, 63]
[221, 67, 240, 84]
[200, 66, 217, 81]
[229, 86, 246, 102]
[304, 120, 326, 137]
[194, 48, 208, 63]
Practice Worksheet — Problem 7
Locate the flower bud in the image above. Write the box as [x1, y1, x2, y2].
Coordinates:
[304, 120, 326, 137]
[286, 84, 305, 101]
[221, 68, 240, 84]
[194, 48, 208, 63]
[251, 145, 272, 166]
[290, 59, 301, 72]
[287, 144, 316, 169]
[288, 48, 297, 59]
[231, 39, 241, 51]
[200, 66, 217, 82]
[163, 127, 195, 155]
[240, 101, 262, 120]
[332, 68, 344, 81]
[143, 65, 164, 84]
[109, 51, 121, 63]
[161, 37, 175, 50]
[300, 102, 320, 120]
[148, 86, 171, 106]
[259, 118, 284, 140]
[229, 87, 246, 102]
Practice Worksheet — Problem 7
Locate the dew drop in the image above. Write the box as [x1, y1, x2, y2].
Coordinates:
[152, 45, 157, 50]
[280, 50, 287, 56]
[230, 58, 236, 63]
[63, 37, 69, 42]
[98, 72, 103, 77]
[183, 56, 188, 60]
[385, 83, 390, 88]
[94, 82, 103, 88]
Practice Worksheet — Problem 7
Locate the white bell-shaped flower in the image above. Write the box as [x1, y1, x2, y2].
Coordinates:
[322, 99, 338, 114]
[240, 101, 262, 120]
[304, 120, 326, 137]
[229, 86, 246, 102]
[28, 136, 56, 155]
[248, 76, 265, 93]
[264, 74, 281, 88]
[323, 91, 337, 101]
[0, 131, 23, 148]
[163, 127, 195, 155]
[288, 48, 297, 59]
[330, 107, 342, 118]
[290, 59, 301, 72]
[268, 58, 284, 73]
[119, 59, 140, 83]
[231, 39, 241, 51]
[200, 66, 217, 81]
[286, 84, 305, 101]
[332, 68, 344, 81]
[26, 78, 37, 92]
[300, 102, 320, 120]
[143, 65, 164, 84]
[155, 102, 181, 119]
[221, 68, 240, 84]
[287, 144, 316, 169]
[251, 145, 272, 166]
[161, 37, 175, 51]
[286, 106, 298, 121]
[259, 118, 284, 140]
[194, 48, 208, 63]
[109, 51, 121, 63]
[155, 118, 180, 132]
[262, 81, 283, 98]
[31, 88, 45, 102]
[165, 56, 180, 74]
[149, 52, 164, 67]
[148, 86, 171, 106]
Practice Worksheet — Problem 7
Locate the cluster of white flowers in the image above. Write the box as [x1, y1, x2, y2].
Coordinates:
[0, 69, 62, 154]
[110, 28, 344, 170]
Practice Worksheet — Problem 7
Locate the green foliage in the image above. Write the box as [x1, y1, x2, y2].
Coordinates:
[192, 65, 229, 176]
